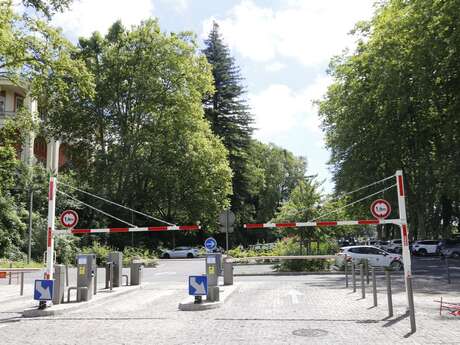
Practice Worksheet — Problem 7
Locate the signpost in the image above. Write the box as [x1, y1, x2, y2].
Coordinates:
[204, 237, 217, 252]
[219, 210, 235, 251]
[60, 210, 79, 228]
[34, 280, 53, 301]
[189, 276, 208, 304]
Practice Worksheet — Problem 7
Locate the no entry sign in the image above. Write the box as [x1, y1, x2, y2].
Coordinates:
[370, 199, 391, 219]
[60, 210, 79, 228]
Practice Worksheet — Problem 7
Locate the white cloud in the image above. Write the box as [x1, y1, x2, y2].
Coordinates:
[249, 75, 331, 141]
[52, 0, 154, 39]
[202, 0, 375, 66]
[161, 0, 189, 13]
[266, 62, 286, 72]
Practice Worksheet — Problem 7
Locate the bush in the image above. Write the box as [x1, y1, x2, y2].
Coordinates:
[122, 246, 158, 267]
[0, 259, 44, 268]
[81, 242, 113, 266]
[55, 236, 80, 264]
[272, 237, 333, 272]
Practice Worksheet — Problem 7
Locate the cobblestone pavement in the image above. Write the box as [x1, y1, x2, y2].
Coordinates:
[1, 272, 459, 345]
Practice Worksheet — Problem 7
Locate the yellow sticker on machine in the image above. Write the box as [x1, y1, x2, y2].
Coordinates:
[208, 266, 215, 274]
[79, 266, 85, 275]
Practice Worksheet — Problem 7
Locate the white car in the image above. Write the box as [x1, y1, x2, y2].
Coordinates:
[338, 245, 403, 270]
[411, 240, 439, 256]
[161, 247, 199, 259]
[386, 239, 402, 253]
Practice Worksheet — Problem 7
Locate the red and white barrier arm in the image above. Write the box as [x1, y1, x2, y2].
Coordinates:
[244, 219, 400, 229]
[54, 225, 200, 235]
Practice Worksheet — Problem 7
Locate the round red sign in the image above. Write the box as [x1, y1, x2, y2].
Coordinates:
[370, 199, 391, 219]
[60, 210, 79, 228]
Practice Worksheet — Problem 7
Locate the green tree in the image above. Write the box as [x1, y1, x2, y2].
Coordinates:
[202, 22, 254, 222]
[49, 21, 233, 248]
[319, 0, 460, 239]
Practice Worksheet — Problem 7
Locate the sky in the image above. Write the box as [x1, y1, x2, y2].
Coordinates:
[50, 0, 378, 193]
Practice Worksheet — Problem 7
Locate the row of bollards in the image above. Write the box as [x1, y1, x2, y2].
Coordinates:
[345, 260, 393, 317]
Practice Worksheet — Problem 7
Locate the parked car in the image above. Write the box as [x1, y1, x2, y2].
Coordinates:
[386, 239, 402, 253]
[439, 241, 460, 259]
[337, 245, 403, 270]
[374, 240, 390, 250]
[411, 240, 439, 256]
[438, 238, 460, 251]
[161, 246, 199, 259]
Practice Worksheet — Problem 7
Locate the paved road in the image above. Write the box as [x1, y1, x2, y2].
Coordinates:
[1, 258, 460, 345]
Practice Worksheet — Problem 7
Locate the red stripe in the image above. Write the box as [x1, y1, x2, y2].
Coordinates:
[402, 224, 409, 246]
[316, 221, 337, 227]
[148, 226, 169, 231]
[358, 220, 380, 225]
[244, 224, 264, 229]
[47, 227, 52, 246]
[177, 225, 200, 231]
[398, 175, 405, 197]
[48, 180, 54, 201]
[109, 228, 129, 233]
[71, 229, 91, 234]
[275, 223, 297, 228]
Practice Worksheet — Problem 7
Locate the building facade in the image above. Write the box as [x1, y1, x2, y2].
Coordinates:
[0, 77, 63, 173]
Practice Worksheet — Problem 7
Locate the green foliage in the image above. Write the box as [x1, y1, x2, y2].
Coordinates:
[81, 242, 113, 266]
[0, 259, 44, 268]
[48, 20, 232, 247]
[202, 22, 253, 224]
[122, 246, 158, 267]
[54, 236, 80, 264]
[319, 0, 460, 240]
[272, 238, 333, 272]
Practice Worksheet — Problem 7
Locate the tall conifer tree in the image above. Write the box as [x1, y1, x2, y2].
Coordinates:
[203, 22, 254, 217]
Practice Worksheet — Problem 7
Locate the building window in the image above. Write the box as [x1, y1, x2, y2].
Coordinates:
[15, 94, 24, 111]
[0, 91, 5, 113]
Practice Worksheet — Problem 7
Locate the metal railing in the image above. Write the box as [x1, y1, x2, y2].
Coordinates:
[0, 267, 42, 296]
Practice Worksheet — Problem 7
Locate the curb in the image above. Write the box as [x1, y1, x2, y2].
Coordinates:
[178, 283, 238, 311]
[23, 285, 141, 317]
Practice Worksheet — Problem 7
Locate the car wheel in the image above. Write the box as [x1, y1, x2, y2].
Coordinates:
[162, 253, 170, 259]
[452, 252, 460, 259]
[390, 261, 403, 271]
[187, 253, 194, 258]
[418, 249, 427, 256]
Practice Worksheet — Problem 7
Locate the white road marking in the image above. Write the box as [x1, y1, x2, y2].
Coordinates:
[154, 272, 177, 276]
[287, 289, 304, 304]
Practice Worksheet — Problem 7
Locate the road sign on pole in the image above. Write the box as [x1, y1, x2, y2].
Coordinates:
[219, 210, 235, 251]
[60, 210, 79, 228]
[34, 280, 53, 300]
[204, 237, 217, 252]
[370, 199, 391, 219]
[189, 276, 208, 296]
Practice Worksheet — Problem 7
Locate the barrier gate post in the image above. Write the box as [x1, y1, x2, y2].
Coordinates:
[396, 170, 416, 333]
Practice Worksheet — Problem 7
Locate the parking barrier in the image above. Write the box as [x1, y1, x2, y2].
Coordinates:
[352, 263, 356, 292]
[360, 264, 365, 299]
[385, 268, 393, 317]
[372, 267, 377, 307]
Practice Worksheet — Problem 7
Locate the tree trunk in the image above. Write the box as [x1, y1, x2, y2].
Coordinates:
[417, 210, 426, 239]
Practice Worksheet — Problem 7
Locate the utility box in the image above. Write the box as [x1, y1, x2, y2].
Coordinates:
[130, 260, 143, 285]
[53, 264, 65, 304]
[206, 253, 218, 286]
[76, 253, 97, 301]
[223, 260, 233, 286]
[107, 252, 123, 288]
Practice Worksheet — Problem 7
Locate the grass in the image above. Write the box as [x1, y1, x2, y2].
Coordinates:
[0, 259, 45, 269]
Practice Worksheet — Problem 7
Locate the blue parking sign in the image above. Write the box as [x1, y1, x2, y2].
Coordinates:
[189, 276, 208, 296]
[34, 280, 53, 301]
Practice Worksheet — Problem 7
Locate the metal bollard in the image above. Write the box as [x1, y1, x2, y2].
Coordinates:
[20, 272, 24, 296]
[365, 260, 370, 285]
[65, 264, 69, 286]
[105, 262, 114, 290]
[8, 263, 12, 285]
[345, 262, 349, 288]
[94, 266, 97, 296]
[406, 275, 416, 333]
[385, 268, 393, 317]
[360, 264, 365, 299]
[372, 267, 377, 307]
[352, 263, 356, 292]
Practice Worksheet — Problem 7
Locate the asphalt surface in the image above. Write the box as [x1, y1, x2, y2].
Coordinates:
[1, 257, 459, 345]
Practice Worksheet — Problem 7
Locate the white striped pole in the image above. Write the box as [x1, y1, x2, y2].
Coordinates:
[46, 176, 57, 280]
[54, 225, 200, 235]
[396, 169, 416, 332]
[244, 219, 400, 229]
